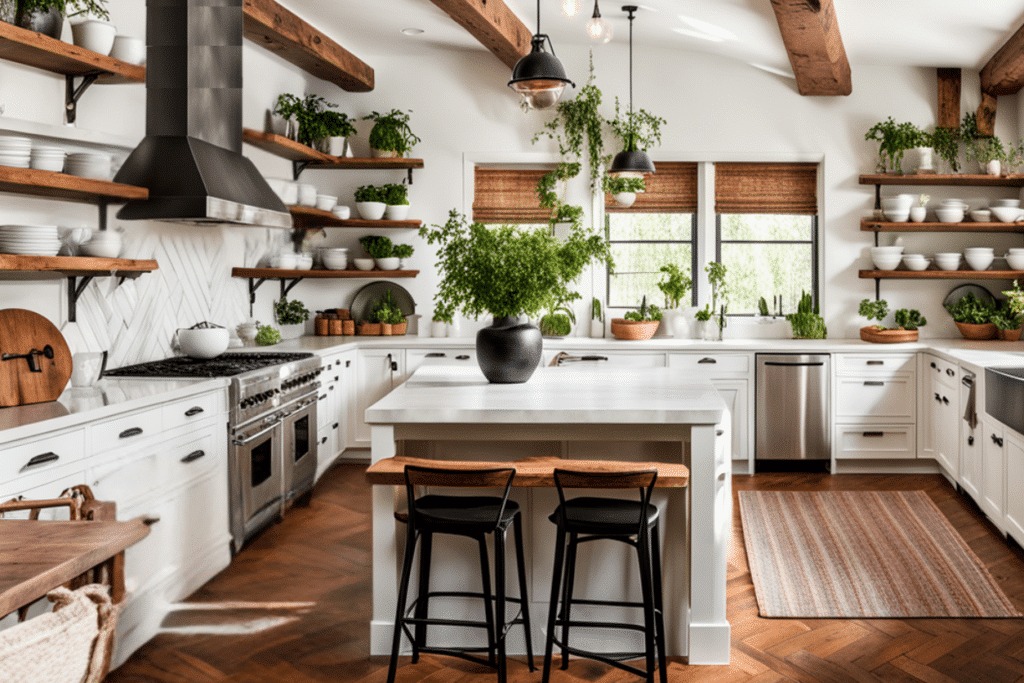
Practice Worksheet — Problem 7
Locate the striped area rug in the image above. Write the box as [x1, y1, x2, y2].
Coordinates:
[738, 490, 1022, 618]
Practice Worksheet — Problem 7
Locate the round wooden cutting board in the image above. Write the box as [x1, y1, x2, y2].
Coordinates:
[0, 309, 73, 407]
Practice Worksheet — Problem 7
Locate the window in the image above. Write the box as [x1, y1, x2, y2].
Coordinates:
[714, 163, 819, 315]
[605, 163, 698, 309]
[472, 167, 550, 231]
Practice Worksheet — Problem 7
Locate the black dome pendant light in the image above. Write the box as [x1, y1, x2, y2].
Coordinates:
[608, 5, 656, 175]
[508, 0, 575, 110]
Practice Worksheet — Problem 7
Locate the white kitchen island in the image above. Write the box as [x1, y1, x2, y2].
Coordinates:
[365, 364, 731, 665]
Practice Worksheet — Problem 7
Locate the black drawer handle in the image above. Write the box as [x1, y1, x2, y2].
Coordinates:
[329, 386, 335, 391]
[21, 451, 59, 471]
[716, 429, 724, 436]
[863, 431, 884, 437]
[180, 449, 206, 464]
[335, 360, 341, 366]
[456, 355, 470, 360]
[934, 393, 941, 402]
[345, 360, 351, 367]
[867, 360, 884, 366]
[426, 352, 446, 358]
[333, 376, 339, 382]
[184, 406, 204, 417]
[119, 427, 143, 439]
[947, 368, 955, 377]
[698, 357, 717, 364]
[864, 381, 884, 386]
[942, 396, 949, 405]
[992, 435, 1004, 447]
[332, 422, 339, 429]
[968, 436, 975, 446]
[318, 395, 326, 402]
[930, 362, 936, 368]
[321, 436, 328, 445]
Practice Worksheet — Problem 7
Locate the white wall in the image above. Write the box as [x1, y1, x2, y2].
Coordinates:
[0, 1, 1016, 363]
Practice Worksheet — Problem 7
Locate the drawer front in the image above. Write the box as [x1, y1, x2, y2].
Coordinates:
[166, 431, 219, 490]
[161, 391, 225, 432]
[669, 353, 750, 374]
[923, 355, 959, 391]
[836, 377, 915, 420]
[407, 350, 477, 375]
[835, 425, 916, 459]
[0, 429, 86, 486]
[90, 407, 162, 455]
[836, 354, 915, 375]
[121, 498, 174, 596]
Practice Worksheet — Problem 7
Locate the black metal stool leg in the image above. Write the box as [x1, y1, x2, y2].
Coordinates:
[387, 526, 419, 683]
[494, 529, 508, 683]
[542, 527, 566, 683]
[512, 513, 535, 671]
[412, 530, 433, 663]
[650, 522, 668, 683]
[559, 532, 579, 670]
[477, 535, 498, 666]
[636, 529, 657, 683]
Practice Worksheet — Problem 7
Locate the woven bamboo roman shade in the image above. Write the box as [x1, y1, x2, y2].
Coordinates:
[715, 162, 818, 214]
[472, 168, 551, 224]
[605, 162, 698, 213]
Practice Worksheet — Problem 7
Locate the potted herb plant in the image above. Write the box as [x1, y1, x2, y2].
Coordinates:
[945, 292, 997, 340]
[15, 0, 73, 38]
[354, 185, 386, 220]
[273, 296, 310, 339]
[930, 126, 961, 174]
[864, 117, 928, 174]
[322, 110, 357, 157]
[858, 299, 925, 343]
[611, 295, 661, 340]
[383, 183, 410, 221]
[965, 134, 1006, 176]
[606, 96, 665, 179]
[363, 109, 420, 158]
[393, 243, 414, 269]
[590, 297, 604, 338]
[539, 297, 578, 337]
[991, 306, 1022, 342]
[786, 291, 827, 339]
[359, 235, 396, 271]
[420, 210, 610, 383]
[371, 290, 407, 335]
[68, 0, 114, 55]
[694, 262, 728, 341]
[656, 263, 692, 338]
[607, 175, 645, 208]
[272, 93, 302, 140]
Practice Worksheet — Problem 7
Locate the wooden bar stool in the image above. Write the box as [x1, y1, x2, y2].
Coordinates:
[387, 465, 534, 683]
[542, 468, 667, 683]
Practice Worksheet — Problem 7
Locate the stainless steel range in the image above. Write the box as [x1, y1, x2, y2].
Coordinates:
[106, 352, 322, 553]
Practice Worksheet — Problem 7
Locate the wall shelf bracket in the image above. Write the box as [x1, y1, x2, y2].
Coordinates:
[875, 278, 881, 301]
[873, 183, 881, 210]
[65, 73, 99, 125]
[407, 168, 414, 185]
[280, 277, 303, 298]
[292, 160, 311, 180]
[67, 275, 94, 322]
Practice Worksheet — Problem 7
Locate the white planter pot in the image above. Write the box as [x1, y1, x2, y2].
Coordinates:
[371, 148, 400, 158]
[987, 159, 1002, 176]
[398, 257, 410, 269]
[698, 319, 721, 341]
[909, 206, 927, 223]
[661, 309, 685, 338]
[613, 192, 636, 207]
[329, 136, 350, 157]
[375, 257, 400, 271]
[355, 201, 386, 220]
[431, 320, 447, 338]
[590, 319, 604, 338]
[914, 146, 934, 173]
[385, 204, 410, 221]
[71, 19, 117, 56]
[447, 318, 462, 338]
[110, 35, 145, 65]
[278, 322, 305, 340]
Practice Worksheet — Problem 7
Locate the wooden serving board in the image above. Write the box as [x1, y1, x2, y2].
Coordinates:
[0, 309, 72, 407]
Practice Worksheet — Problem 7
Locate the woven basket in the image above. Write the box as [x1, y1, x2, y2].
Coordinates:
[392, 322, 408, 336]
[357, 322, 381, 336]
[998, 327, 1022, 342]
[859, 326, 918, 344]
[955, 321, 997, 340]
[610, 318, 660, 341]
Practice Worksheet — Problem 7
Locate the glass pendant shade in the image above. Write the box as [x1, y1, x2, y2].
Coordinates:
[508, 35, 574, 110]
[586, 4, 612, 44]
[562, 0, 580, 17]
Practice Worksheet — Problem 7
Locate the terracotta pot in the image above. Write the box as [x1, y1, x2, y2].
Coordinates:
[997, 327, 1022, 342]
[380, 323, 393, 336]
[610, 318, 660, 341]
[392, 322, 408, 336]
[954, 321, 998, 340]
[357, 322, 381, 336]
[859, 326, 918, 344]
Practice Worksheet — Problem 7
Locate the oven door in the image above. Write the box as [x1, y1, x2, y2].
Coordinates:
[283, 395, 318, 502]
[230, 419, 284, 552]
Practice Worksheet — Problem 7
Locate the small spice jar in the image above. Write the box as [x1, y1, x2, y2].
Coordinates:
[314, 311, 329, 336]
[329, 317, 343, 336]
[342, 319, 355, 335]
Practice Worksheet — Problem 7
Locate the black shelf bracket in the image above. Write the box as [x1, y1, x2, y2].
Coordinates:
[247, 277, 268, 305]
[280, 277, 303, 299]
[67, 275, 94, 323]
[97, 199, 109, 232]
[407, 168, 414, 185]
[293, 160, 311, 180]
[875, 278, 881, 301]
[874, 183, 882, 211]
[65, 73, 99, 125]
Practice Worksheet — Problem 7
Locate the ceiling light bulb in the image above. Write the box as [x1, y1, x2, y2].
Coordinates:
[586, 16, 612, 43]
[562, 0, 580, 17]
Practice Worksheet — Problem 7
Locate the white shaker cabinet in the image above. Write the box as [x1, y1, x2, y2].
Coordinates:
[919, 355, 959, 477]
[355, 349, 404, 446]
[833, 353, 917, 463]
[1003, 431, 1024, 545]
[979, 417, 1007, 533]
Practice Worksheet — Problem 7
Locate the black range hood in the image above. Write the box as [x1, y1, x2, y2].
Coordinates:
[114, 0, 291, 229]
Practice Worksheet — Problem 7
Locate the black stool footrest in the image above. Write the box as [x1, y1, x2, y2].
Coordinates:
[555, 618, 647, 633]
[554, 640, 650, 673]
[563, 597, 647, 609]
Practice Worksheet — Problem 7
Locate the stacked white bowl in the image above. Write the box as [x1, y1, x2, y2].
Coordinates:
[315, 194, 337, 212]
[880, 195, 913, 222]
[902, 254, 931, 271]
[870, 245, 904, 270]
[321, 247, 348, 270]
[992, 199, 1021, 208]
[934, 252, 962, 271]
[80, 231, 122, 258]
[297, 184, 317, 207]
[990, 200, 1023, 222]
[270, 252, 298, 269]
[0, 136, 32, 168]
[1006, 247, 1024, 271]
[964, 247, 994, 271]
[30, 146, 66, 172]
[266, 178, 298, 205]
[0, 225, 60, 255]
[970, 209, 992, 222]
[295, 253, 313, 270]
[936, 198, 967, 223]
[64, 152, 112, 180]
[353, 257, 375, 271]
[332, 205, 351, 220]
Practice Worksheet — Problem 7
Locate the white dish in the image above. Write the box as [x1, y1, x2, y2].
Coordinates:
[80, 242, 120, 258]
[871, 254, 902, 271]
[883, 209, 909, 222]
[315, 194, 337, 212]
[176, 327, 229, 360]
[110, 35, 145, 65]
[297, 184, 317, 207]
[934, 208, 964, 223]
[322, 255, 348, 270]
[881, 196, 912, 211]
[30, 157, 64, 172]
[331, 205, 351, 220]
[385, 204, 410, 221]
[269, 253, 298, 269]
[902, 256, 931, 272]
[969, 210, 991, 222]
[355, 201, 386, 221]
[934, 253, 962, 271]
[964, 252, 994, 271]
[1006, 254, 1024, 270]
[375, 257, 400, 271]
[294, 253, 313, 271]
[0, 245, 61, 256]
[990, 206, 1022, 223]
[353, 257, 375, 271]
[991, 199, 1021, 208]
[964, 246, 995, 253]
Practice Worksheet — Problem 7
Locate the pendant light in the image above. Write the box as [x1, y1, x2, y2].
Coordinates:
[585, 0, 613, 43]
[608, 6, 656, 176]
[508, 0, 575, 111]
[562, 0, 581, 17]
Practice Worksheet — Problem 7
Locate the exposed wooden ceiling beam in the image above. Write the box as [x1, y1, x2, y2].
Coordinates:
[977, 91, 998, 137]
[980, 22, 1024, 96]
[428, 0, 532, 70]
[936, 68, 961, 129]
[769, 0, 852, 96]
[243, 0, 374, 92]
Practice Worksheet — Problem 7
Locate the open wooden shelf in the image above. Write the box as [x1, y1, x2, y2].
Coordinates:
[289, 206, 421, 229]
[0, 166, 147, 203]
[0, 21, 144, 84]
[242, 129, 335, 163]
[859, 269, 1024, 280]
[859, 174, 1024, 187]
[0, 254, 158, 276]
[242, 128, 424, 180]
[232, 267, 418, 279]
[861, 219, 1024, 233]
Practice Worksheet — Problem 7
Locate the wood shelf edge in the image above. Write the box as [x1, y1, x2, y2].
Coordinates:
[0, 255, 159, 274]
[231, 267, 418, 278]
[860, 219, 1024, 232]
[858, 269, 1024, 279]
[859, 173, 1024, 187]
[0, 21, 144, 83]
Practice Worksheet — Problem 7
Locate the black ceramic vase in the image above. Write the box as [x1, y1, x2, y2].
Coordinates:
[17, 8, 62, 38]
[476, 316, 543, 384]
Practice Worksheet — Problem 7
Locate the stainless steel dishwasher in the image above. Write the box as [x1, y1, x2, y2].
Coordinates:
[756, 354, 831, 463]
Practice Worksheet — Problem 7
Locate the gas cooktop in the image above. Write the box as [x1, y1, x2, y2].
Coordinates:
[105, 353, 316, 378]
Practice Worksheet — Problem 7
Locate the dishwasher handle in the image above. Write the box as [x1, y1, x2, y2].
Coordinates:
[763, 361, 825, 367]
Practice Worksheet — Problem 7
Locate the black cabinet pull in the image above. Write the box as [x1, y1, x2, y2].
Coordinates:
[386, 353, 398, 372]
[329, 386, 335, 391]
[942, 396, 949, 405]
[456, 355, 470, 360]
[930, 362, 936, 369]
[968, 436, 975, 446]
[867, 360, 884, 366]
[21, 451, 59, 471]
[992, 434, 1004, 447]
[426, 352, 446, 358]
[333, 376, 339, 382]
[333, 423, 339, 429]
[119, 427, 143, 439]
[934, 393, 941, 402]
[180, 449, 206, 464]
[698, 357, 717, 364]
[335, 360, 341, 367]
[321, 436, 327, 445]
[345, 360, 351, 367]
[318, 395, 327, 402]
[184, 406, 204, 417]
[864, 381, 884, 386]
[946, 368, 955, 377]
[863, 431, 884, 437]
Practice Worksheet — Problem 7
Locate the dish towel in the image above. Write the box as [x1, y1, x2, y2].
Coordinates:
[963, 374, 978, 430]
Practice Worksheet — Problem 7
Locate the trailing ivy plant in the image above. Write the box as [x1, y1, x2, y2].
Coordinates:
[606, 96, 665, 155]
[606, 176, 645, 194]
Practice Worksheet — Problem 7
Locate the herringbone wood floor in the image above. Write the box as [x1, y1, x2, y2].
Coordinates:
[106, 465, 1024, 683]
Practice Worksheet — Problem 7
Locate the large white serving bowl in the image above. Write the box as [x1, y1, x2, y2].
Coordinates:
[176, 328, 229, 359]
[322, 254, 348, 270]
[992, 199, 1021, 208]
[872, 254, 902, 271]
[934, 253, 962, 270]
[883, 209, 910, 222]
[935, 208, 965, 223]
[80, 242, 121, 258]
[970, 209, 991, 222]
[881, 196, 913, 211]
[964, 252, 994, 271]
[353, 257, 375, 271]
[902, 254, 930, 271]
[990, 206, 1023, 223]
[1006, 253, 1024, 270]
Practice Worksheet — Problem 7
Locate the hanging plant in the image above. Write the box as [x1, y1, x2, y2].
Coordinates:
[606, 97, 665, 155]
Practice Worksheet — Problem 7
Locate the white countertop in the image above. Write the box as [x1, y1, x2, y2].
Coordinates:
[365, 364, 726, 425]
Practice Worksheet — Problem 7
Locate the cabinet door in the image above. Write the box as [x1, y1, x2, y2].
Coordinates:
[338, 350, 357, 451]
[935, 386, 959, 476]
[710, 379, 746, 464]
[1004, 432, 1024, 545]
[960, 416, 982, 501]
[980, 419, 1006, 529]
[355, 349, 403, 445]
[920, 370, 938, 459]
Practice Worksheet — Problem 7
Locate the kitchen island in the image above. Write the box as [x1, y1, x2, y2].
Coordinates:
[365, 364, 731, 665]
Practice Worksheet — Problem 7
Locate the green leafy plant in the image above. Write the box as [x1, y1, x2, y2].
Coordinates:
[786, 291, 827, 339]
[591, 297, 603, 322]
[321, 110, 357, 139]
[606, 176, 645, 194]
[991, 305, 1023, 331]
[965, 134, 1006, 166]
[370, 290, 405, 325]
[273, 296, 310, 325]
[382, 183, 409, 206]
[624, 295, 662, 322]
[392, 243, 414, 259]
[865, 117, 929, 173]
[68, 0, 107, 18]
[930, 126, 961, 173]
[1003, 280, 1024, 316]
[539, 301, 577, 336]
[354, 185, 386, 203]
[657, 264, 692, 309]
[758, 296, 770, 317]
[859, 298, 890, 328]
[607, 96, 666, 155]
[893, 309, 927, 331]
[359, 235, 393, 259]
[694, 262, 728, 330]
[363, 109, 420, 156]
[419, 210, 610, 323]
[945, 292, 995, 324]
[255, 324, 281, 346]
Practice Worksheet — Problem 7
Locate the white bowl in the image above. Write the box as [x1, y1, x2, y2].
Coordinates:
[881, 196, 913, 211]
[934, 208, 965, 223]
[355, 201, 386, 220]
[110, 35, 145, 65]
[964, 246, 995, 254]
[871, 254, 902, 271]
[934, 253, 962, 271]
[353, 257, 375, 271]
[71, 19, 117, 56]
[375, 257, 400, 271]
[1006, 253, 1024, 270]
[1008, 247, 1024, 254]
[266, 178, 298, 205]
[270, 253, 298, 270]
[385, 204, 410, 221]
[970, 210, 991, 222]
[992, 199, 1021, 208]
[964, 252, 994, 271]
[902, 256, 931, 271]
[315, 194, 337, 212]
[332, 205, 351, 220]
[176, 328, 229, 359]
[295, 253, 313, 270]
[940, 198, 966, 205]
[871, 245, 904, 254]
[296, 184, 317, 207]
[883, 209, 910, 223]
[990, 206, 1022, 223]
[30, 157, 64, 172]
[322, 255, 348, 270]
[80, 242, 121, 258]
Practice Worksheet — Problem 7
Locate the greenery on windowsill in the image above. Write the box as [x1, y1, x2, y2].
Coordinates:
[786, 291, 826, 339]
[623, 295, 662, 322]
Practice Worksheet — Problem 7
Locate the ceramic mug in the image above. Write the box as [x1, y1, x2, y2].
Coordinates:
[71, 350, 107, 387]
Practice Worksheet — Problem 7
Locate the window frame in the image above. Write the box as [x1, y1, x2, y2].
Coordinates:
[605, 212, 699, 309]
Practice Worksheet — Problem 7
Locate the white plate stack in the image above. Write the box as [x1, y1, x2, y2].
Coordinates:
[0, 225, 61, 255]
[0, 136, 32, 169]
[30, 146, 66, 172]
[64, 152, 112, 180]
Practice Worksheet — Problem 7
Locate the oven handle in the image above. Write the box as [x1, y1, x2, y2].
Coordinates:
[281, 396, 318, 418]
[232, 422, 279, 447]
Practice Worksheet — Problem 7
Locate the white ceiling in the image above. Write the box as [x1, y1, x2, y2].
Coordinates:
[284, 0, 1024, 79]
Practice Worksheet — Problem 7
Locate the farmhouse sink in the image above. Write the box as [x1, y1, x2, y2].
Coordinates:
[985, 366, 1024, 435]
